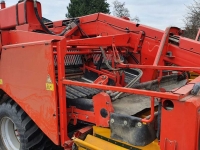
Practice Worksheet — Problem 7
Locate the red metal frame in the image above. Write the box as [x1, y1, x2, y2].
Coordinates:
[141, 97, 155, 123]
[1, 1, 200, 149]
[57, 39, 69, 144]
[93, 75, 109, 85]
[62, 80, 180, 100]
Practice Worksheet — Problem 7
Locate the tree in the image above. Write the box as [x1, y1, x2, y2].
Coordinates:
[112, 0, 140, 23]
[113, 0, 130, 18]
[183, 0, 200, 39]
[66, 0, 110, 18]
[132, 16, 140, 23]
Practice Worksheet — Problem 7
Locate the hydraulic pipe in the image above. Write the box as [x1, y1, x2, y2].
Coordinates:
[62, 79, 180, 100]
[153, 27, 171, 66]
[117, 64, 200, 72]
[141, 97, 155, 123]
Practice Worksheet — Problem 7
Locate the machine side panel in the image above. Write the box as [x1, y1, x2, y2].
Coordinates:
[0, 1, 42, 29]
[160, 96, 200, 150]
[0, 41, 59, 145]
[0, 5, 16, 29]
[1, 30, 63, 46]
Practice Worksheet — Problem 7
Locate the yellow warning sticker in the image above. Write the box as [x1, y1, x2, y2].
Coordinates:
[46, 83, 54, 91]
[0, 79, 3, 85]
[46, 74, 54, 91]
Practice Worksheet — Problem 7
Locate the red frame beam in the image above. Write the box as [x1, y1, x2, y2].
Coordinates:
[57, 39, 69, 145]
[141, 97, 155, 123]
[117, 64, 200, 72]
[62, 79, 180, 100]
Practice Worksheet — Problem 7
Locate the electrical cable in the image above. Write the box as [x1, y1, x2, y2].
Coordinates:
[33, 0, 71, 36]
[100, 47, 120, 71]
[74, 20, 90, 38]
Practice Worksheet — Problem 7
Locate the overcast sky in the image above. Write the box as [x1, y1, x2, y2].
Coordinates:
[6, 0, 193, 30]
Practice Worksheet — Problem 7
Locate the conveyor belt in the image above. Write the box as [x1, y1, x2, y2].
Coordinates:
[66, 77, 101, 99]
[66, 85, 101, 99]
[66, 70, 137, 100]
[66, 74, 187, 116]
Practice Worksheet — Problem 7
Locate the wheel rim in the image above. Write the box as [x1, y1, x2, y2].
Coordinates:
[0, 117, 20, 150]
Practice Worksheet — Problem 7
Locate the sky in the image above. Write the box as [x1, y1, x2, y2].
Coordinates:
[5, 0, 194, 30]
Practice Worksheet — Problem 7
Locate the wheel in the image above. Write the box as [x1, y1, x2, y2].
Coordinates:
[0, 98, 62, 150]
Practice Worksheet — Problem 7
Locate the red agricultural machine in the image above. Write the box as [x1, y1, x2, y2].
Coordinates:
[0, 0, 200, 150]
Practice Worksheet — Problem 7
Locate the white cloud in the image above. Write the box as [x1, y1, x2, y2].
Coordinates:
[5, 0, 193, 30]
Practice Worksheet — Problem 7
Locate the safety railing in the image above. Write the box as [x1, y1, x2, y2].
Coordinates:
[55, 38, 200, 146]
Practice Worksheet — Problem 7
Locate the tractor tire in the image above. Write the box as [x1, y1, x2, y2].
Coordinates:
[0, 98, 63, 150]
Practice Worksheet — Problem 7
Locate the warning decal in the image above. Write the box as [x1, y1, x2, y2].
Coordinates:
[46, 83, 54, 91]
[0, 79, 3, 85]
[46, 75, 54, 91]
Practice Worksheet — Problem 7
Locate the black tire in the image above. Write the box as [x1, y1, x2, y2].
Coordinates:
[0, 98, 63, 150]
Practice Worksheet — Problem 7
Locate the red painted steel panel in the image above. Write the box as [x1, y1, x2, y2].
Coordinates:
[0, 1, 42, 29]
[0, 5, 16, 29]
[1, 30, 63, 46]
[0, 41, 59, 145]
[160, 97, 200, 150]
[179, 37, 200, 54]
[80, 13, 164, 40]
[173, 84, 194, 95]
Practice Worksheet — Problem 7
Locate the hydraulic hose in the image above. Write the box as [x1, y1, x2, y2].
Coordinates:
[99, 46, 143, 100]
[33, 0, 70, 36]
[100, 47, 120, 71]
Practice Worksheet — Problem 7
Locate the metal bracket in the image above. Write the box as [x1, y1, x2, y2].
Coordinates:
[134, 31, 145, 53]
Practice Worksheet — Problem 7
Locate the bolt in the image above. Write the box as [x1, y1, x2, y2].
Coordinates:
[137, 122, 142, 127]
[110, 119, 114, 123]
[124, 120, 128, 125]
[102, 75, 106, 79]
